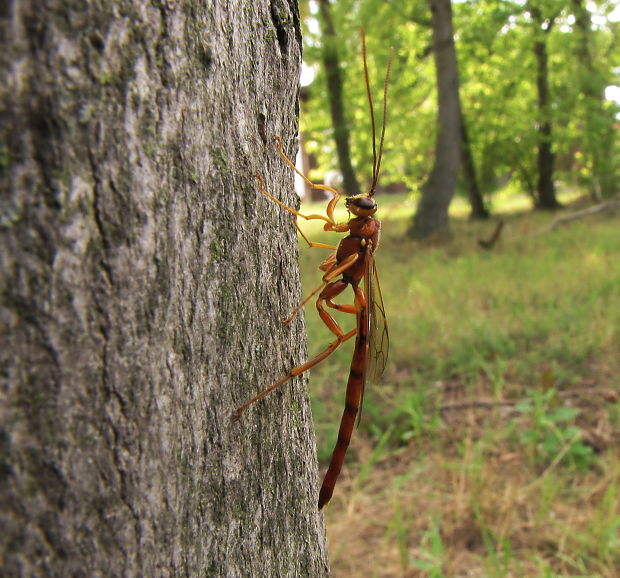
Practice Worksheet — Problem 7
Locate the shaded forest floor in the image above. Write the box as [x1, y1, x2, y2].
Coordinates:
[295, 192, 620, 577]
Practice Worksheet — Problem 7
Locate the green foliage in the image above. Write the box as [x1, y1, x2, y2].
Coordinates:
[301, 0, 436, 192]
[409, 517, 446, 576]
[300, 0, 620, 202]
[514, 388, 595, 470]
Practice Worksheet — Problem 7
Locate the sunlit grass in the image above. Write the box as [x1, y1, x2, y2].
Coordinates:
[292, 192, 620, 576]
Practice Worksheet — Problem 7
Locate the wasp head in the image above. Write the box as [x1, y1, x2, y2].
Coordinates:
[345, 194, 377, 217]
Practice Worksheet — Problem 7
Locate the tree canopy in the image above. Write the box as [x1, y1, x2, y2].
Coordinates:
[299, 0, 619, 224]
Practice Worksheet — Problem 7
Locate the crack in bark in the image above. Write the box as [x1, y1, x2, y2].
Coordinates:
[88, 148, 114, 287]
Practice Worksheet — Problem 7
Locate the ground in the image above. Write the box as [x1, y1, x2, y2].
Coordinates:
[294, 191, 619, 577]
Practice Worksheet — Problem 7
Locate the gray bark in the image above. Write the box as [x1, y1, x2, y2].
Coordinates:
[409, 0, 462, 240]
[0, 1, 328, 576]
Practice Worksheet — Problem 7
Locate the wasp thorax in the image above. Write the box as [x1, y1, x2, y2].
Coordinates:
[346, 194, 377, 217]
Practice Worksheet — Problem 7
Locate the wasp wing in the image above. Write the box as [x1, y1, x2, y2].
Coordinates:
[357, 251, 389, 426]
[366, 254, 389, 383]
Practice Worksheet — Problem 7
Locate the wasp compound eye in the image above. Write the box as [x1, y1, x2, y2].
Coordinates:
[354, 197, 376, 211]
[347, 196, 377, 213]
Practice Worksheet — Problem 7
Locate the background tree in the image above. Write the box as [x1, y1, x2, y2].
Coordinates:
[0, 0, 328, 575]
[569, 0, 618, 199]
[299, 0, 619, 223]
[318, 0, 360, 194]
[529, 1, 562, 208]
[409, 0, 462, 239]
[460, 110, 490, 219]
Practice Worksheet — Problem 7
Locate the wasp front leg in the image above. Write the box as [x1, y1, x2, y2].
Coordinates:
[282, 253, 359, 325]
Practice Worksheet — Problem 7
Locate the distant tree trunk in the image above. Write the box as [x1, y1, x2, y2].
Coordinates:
[533, 39, 558, 208]
[461, 110, 489, 219]
[571, 0, 618, 199]
[530, 5, 561, 209]
[0, 1, 329, 576]
[319, 0, 360, 195]
[298, 131, 319, 200]
[409, 0, 461, 239]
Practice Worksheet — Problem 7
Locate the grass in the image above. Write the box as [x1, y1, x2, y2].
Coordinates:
[292, 191, 620, 577]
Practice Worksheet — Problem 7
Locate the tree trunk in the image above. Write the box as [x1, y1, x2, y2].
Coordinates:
[534, 39, 558, 208]
[530, 5, 560, 209]
[571, 0, 618, 199]
[460, 111, 489, 220]
[409, 0, 462, 239]
[0, 1, 329, 576]
[318, 0, 360, 195]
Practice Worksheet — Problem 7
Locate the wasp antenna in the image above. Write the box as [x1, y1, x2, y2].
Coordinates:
[362, 29, 393, 197]
[361, 28, 377, 192]
[371, 47, 393, 197]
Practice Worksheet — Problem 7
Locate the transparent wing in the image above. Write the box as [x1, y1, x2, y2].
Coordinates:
[356, 252, 389, 427]
[366, 255, 389, 384]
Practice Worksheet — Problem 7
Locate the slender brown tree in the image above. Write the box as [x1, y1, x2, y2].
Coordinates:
[409, 0, 462, 239]
[0, 1, 328, 575]
[460, 110, 489, 219]
[529, 2, 561, 209]
[571, 0, 618, 199]
[318, 0, 360, 195]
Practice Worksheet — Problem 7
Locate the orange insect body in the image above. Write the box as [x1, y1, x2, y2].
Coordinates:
[234, 31, 392, 509]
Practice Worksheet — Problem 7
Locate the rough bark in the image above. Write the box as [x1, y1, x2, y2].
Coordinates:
[318, 0, 360, 195]
[409, 0, 462, 239]
[0, 1, 328, 576]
